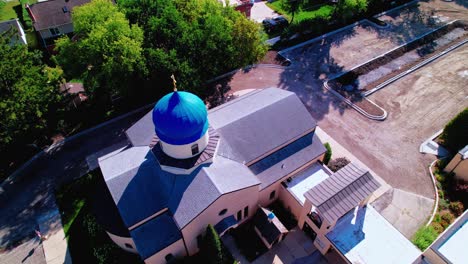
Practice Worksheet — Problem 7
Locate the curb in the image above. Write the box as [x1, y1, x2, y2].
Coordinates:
[278, 0, 421, 59]
[426, 160, 440, 226]
[323, 80, 388, 120]
[363, 35, 467, 97]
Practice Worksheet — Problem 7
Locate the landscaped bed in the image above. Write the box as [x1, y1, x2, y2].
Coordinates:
[56, 171, 143, 264]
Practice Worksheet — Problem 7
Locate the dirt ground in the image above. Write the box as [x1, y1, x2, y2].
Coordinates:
[226, 1, 468, 199]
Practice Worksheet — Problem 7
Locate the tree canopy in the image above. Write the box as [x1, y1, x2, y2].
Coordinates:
[0, 31, 62, 150]
[54, 0, 145, 103]
[118, 0, 268, 95]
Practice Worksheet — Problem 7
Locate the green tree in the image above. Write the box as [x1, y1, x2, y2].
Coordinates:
[118, 0, 267, 95]
[440, 108, 468, 152]
[334, 0, 368, 23]
[200, 224, 234, 264]
[323, 142, 332, 164]
[54, 0, 145, 104]
[282, 0, 301, 24]
[0, 31, 62, 150]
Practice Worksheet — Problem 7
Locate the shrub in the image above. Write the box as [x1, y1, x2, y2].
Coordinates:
[323, 142, 332, 165]
[439, 108, 468, 152]
[430, 222, 444, 234]
[449, 201, 464, 216]
[436, 158, 450, 171]
[438, 189, 445, 199]
[328, 157, 351, 172]
[412, 226, 438, 250]
[440, 220, 450, 229]
[441, 212, 455, 224]
[433, 213, 441, 223]
[438, 199, 449, 211]
[19, 0, 32, 29]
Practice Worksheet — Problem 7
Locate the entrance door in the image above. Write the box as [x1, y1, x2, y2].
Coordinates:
[302, 222, 317, 241]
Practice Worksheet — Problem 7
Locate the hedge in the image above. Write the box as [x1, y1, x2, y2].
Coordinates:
[440, 108, 468, 152]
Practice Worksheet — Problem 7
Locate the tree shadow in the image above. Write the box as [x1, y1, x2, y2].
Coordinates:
[365, 2, 442, 45]
[276, 26, 358, 122]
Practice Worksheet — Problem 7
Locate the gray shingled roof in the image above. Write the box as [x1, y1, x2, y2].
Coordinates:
[304, 163, 380, 224]
[255, 132, 326, 190]
[125, 110, 154, 147]
[98, 146, 260, 230]
[0, 19, 26, 45]
[209, 88, 317, 164]
[99, 147, 173, 228]
[130, 212, 182, 260]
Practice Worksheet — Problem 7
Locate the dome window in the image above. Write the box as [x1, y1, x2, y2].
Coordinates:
[191, 144, 199, 155]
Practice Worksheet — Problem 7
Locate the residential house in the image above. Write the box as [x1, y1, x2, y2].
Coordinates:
[26, 0, 90, 47]
[0, 19, 27, 45]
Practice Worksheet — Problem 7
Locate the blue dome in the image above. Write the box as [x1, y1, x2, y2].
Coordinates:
[152, 91, 208, 145]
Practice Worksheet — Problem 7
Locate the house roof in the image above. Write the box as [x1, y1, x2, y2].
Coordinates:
[209, 88, 317, 164]
[253, 207, 287, 245]
[28, 0, 91, 31]
[130, 212, 182, 260]
[304, 163, 381, 223]
[0, 19, 26, 45]
[59, 82, 84, 94]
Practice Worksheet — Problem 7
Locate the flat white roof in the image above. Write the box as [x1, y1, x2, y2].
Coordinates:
[437, 218, 468, 263]
[286, 164, 330, 205]
[327, 205, 421, 264]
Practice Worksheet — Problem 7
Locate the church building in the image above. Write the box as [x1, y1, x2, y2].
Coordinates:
[95, 87, 328, 263]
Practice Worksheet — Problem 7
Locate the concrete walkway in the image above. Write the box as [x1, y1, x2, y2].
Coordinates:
[37, 209, 71, 264]
[252, 228, 315, 264]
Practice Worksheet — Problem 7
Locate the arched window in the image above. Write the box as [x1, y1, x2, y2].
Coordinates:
[191, 144, 199, 155]
[219, 208, 228, 216]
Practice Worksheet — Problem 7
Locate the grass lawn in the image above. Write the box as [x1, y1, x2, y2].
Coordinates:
[56, 171, 143, 264]
[267, 1, 334, 24]
[0, 0, 20, 21]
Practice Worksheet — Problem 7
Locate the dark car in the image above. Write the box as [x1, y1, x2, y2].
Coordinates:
[262, 16, 289, 33]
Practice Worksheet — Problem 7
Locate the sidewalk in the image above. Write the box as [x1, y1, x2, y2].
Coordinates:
[315, 127, 391, 203]
[37, 209, 71, 264]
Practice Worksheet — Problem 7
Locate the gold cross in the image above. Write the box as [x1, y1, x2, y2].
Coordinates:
[171, 74, 177, 92]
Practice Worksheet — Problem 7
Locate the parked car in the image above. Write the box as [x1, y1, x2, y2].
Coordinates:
[262, 16, 289, 33]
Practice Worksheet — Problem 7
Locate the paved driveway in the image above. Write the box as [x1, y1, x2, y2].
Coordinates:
[250, 1, 278, 23]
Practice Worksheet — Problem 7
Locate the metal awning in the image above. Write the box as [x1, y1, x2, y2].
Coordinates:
[214, 215, 238, 236]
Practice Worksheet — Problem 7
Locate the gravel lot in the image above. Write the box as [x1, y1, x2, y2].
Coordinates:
[228, 1, 468, 199]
